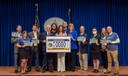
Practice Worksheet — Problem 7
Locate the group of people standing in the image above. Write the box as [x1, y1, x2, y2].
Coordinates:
[11, 22, 120, 75]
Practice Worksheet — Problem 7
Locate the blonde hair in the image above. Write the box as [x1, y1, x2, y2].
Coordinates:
[69, 23, 74, 28]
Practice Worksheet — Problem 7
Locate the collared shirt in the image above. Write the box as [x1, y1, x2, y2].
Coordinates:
[33, 31, 37, 39]
[80, 32, 84, 35]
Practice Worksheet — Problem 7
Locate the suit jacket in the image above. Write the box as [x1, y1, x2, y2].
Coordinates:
[67, 30, 78, 50]
[40, 32, 47, 50]
[11, 38, 19, 54]
[79, 33, 88, 54]
[40, 32, 56, 57]
[29, 31, 41, 39]
[11, 32, 21, 54]
[29, 31, 41, 47]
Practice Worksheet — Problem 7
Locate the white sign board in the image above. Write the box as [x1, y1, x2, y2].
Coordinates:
[46, 36, 71, 53]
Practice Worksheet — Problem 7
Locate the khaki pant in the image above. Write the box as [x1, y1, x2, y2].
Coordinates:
[78, 52, 88, 70]
[107, 50, 119, 72]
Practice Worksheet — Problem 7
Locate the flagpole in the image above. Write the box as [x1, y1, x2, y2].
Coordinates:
[68, 8, 71, 23]
[35, 3, 40, 26]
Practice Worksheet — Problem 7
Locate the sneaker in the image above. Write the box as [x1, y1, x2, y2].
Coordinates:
[104, 71, 111, 74]
[103, 69, 107, 73]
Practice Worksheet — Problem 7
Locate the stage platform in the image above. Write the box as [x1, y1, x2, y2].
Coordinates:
[0, 66, 127, 76]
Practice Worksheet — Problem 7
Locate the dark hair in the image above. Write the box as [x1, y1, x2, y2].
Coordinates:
[32, 24, 38, 27]
[16, 25, 22, 28]
[101, 27, 108, 35]
[22, 30, 28, 38]
[92, 27, 97, 30]
[51, 23, 58, 32]
[57, 25, 64, 34]
[91, 27, 97, 36]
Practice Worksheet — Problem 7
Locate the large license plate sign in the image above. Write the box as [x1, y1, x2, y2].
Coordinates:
[46, 36, 71, 53]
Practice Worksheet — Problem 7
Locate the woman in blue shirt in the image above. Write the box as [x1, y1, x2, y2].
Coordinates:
[16, 31, 31, 74]
[67, 23, 78, 71]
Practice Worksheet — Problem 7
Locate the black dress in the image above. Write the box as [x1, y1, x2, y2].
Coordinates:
[18, 38, 31, 59]
[19, 46, 30, 59]
[90, 34, 101, 59]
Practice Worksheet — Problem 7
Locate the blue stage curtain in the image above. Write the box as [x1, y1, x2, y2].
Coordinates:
[0, 0, 128, 66]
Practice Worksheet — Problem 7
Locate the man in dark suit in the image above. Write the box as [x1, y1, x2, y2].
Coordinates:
[41, 24, 54, 72]
[40, 31, 47, 72]
[28, 24, 40, 72]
